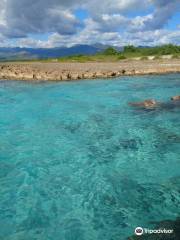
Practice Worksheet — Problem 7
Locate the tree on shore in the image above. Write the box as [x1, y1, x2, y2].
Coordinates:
[103, 47, 119, 55]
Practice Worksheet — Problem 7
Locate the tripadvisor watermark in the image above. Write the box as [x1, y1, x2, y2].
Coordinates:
[135, 227, 173, 236]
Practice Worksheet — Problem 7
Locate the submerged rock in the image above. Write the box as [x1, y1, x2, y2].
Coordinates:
[171, 95, 180, 101]
[160, 101, 180, 110]
[129, 99, 158, 109]
[129, 98, 180, 113]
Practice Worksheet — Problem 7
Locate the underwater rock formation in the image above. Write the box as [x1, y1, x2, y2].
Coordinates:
[129, 99, 158, 109]
[171, 95, 180, 101]
[129, 98, 180, 111]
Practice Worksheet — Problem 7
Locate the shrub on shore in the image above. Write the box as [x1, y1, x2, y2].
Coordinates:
[140, 56, 148, 60]
[49, 44, 180, 62]
[122, 44, 180, 56]
[117, 55, 126, 60]
[102, 47, 119, 55]
[172, 54, 180, 59]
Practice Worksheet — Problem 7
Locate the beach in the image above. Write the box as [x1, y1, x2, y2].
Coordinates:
[0, 59, 180, 81]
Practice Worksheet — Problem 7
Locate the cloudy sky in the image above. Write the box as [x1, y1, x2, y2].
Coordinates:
[0, 0, 179, 48]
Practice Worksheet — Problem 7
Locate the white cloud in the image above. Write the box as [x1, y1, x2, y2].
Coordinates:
[86, 0, 148, 15]
[0, 0, 6, 27]
[17, 27, 180, 49]
[0, 0, 179, 47]
[1, 0, 82, 37]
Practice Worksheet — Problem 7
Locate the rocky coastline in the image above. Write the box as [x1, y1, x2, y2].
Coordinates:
[0, 59, 180, 81]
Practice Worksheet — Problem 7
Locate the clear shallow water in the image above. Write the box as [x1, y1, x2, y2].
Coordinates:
[0, 74, 180, 240]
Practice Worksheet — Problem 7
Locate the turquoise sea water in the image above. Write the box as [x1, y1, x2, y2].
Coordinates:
[0, 74, 180, 240]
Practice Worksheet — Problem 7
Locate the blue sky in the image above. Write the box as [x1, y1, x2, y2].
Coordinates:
[167, 12, 180, 30]
[0, 0, 179, 48]
[75, 9, 89, 21]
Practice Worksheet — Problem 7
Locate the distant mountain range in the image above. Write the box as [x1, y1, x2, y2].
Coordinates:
[0, 44, 123, 61]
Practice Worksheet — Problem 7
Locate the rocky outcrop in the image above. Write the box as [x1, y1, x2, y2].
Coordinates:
[0, 59, 180, 81]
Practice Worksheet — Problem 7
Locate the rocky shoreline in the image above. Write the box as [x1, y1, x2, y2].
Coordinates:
[0, 59, 180, 81]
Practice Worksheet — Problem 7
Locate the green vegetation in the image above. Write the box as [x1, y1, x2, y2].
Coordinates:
[54, 44, 180, 62]
[123, 44, 180, 57]
[123, 45, 137, 53]
[56, 49, 127, 63]
[6, 44, 178, 63]
[102, 47, 119, 55]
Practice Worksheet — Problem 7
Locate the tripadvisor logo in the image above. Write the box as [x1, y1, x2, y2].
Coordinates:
[135, 227, 143, 236]
[134, 226, 174, 236]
